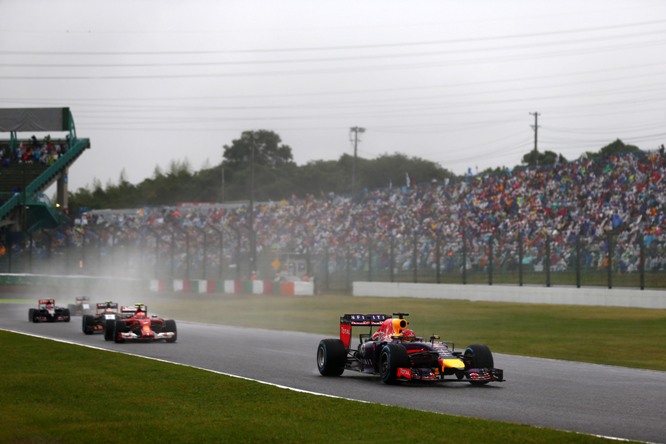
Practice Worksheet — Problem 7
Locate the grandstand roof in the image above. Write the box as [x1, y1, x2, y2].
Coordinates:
[0, 108, 71, 133]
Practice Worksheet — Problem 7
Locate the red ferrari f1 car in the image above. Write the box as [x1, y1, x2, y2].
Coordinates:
[28, 299, 71, 323]
[317, 313, 504, 385]
[105, 303, 177, 343]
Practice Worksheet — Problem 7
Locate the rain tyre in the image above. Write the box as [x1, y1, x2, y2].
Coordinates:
[379, 343, 410, 384]
[113, 320, 127, 343]
[164, 319, 177, 343]
[104, 319, 115, 341]
[82, 315, 94, 334]
[464, 344, 494, 386]
[317, 339, 346, 376]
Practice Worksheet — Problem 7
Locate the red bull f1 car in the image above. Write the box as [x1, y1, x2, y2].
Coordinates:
[317, 313, 504, 385]
[105, 304, 177, 343]
[28, 299, 71, 323]
[82, 301, 119, 335]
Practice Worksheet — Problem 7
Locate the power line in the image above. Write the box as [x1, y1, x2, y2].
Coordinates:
[2, 18, 665, 55]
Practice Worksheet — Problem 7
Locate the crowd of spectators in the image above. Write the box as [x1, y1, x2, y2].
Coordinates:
[12, 147, 666, 281]
[0, 135, 69, 167]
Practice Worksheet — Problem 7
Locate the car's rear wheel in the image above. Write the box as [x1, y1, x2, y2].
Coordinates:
[164, 319, 177, 343]
[113, 320, 127, 343]
[63, 309, 71, 323]
[104, 319, 115, 341]
[82, 315, 94, 334]
[464, 344, 494, 386]
[28, 308, 35, 322]
[317, 339, 346, 376]
[379, 343, 410, 384]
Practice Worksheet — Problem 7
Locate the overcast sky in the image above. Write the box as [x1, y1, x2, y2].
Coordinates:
[1, 0, 665, 193]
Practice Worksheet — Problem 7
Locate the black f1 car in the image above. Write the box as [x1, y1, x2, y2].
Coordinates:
[105, 303, 177, 343]
[68, 296, 94, 316]
[28, 299, 71, 323]
[82, 302, 119, 334]
[317, 313, 504, 385]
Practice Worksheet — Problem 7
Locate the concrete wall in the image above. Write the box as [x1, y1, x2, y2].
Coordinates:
[353, 282, 666, 309]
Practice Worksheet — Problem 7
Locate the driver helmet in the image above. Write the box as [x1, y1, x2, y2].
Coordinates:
[402, 329, 417, 342]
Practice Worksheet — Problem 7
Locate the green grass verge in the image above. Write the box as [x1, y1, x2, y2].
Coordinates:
[0, 331, 627, 443]
[145, 293, 666, 371]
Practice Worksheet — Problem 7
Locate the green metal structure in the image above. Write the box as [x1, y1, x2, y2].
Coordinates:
[0, 107, 90, 234]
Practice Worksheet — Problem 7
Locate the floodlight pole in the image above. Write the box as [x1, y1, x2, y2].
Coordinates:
[350, 126, 365, 197]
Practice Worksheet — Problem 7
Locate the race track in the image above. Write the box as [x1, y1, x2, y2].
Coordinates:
[2, 302, 664, 443]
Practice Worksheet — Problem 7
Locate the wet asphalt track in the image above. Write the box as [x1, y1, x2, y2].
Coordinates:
[2, 302, 665, 443]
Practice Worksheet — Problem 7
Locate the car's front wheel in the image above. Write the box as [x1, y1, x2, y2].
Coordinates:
[464, 344, 494, 386]
[379, 343, 409, 384]
[164, 319, 177, 343]
[317, 339, 346, 376]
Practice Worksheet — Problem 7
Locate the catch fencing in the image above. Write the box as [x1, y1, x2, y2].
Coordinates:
[1, 221, 663, 292]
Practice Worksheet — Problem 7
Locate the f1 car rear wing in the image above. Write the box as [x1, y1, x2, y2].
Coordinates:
[96, 302, 119, 313]
[339, 314, 388, 349]
[120, 304, 147, 314]
[38, 299, 56, 308]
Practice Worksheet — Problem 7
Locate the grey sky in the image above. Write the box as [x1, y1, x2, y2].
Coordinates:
[1, 0, 665, 192]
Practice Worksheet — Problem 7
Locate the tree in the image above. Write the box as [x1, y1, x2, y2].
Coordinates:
[599, 139, 640, 156]
[223, 130, 294, 169]
[522, 149, 561, 167]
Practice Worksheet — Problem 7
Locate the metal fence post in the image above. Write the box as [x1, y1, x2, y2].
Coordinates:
[346, 245, 352, 291]
[639, 233, 645, 290]
[367, 237, 373, 282]
[323, 246, 330, 292]
[435, 235, 441, 284]
[545, 233, 551, 288]
[462, 227, 467, 285]
[412, 230, 417, 283]
[575, 235, 581, 288]
[488, 234, 494, 286]
[607, 232, 613, 289]
[518, 231, 523, 286]
[389, 237, 395, 283]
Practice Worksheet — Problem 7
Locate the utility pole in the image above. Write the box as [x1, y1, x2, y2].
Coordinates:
[249, 134, 257, 275]
[529, 112, 540, 153]
[349, 126, 365, 197]
[220, 143, 226, 203]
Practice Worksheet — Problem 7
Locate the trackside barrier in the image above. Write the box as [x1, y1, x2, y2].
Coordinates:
[0, 273, 143, 295]
[145, 278, 314, 296]
[224, 280, 235, 294]
[0, 273, 313, 296]
[352, 282, 666, 309]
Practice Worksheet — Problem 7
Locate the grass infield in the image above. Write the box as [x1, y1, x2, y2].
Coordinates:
[1, 331, 627, 444]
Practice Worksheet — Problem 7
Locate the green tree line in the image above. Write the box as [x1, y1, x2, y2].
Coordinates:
[68, 131, 643, 214]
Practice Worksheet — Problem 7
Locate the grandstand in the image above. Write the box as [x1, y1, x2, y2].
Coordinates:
[0, 108, 90, 240]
